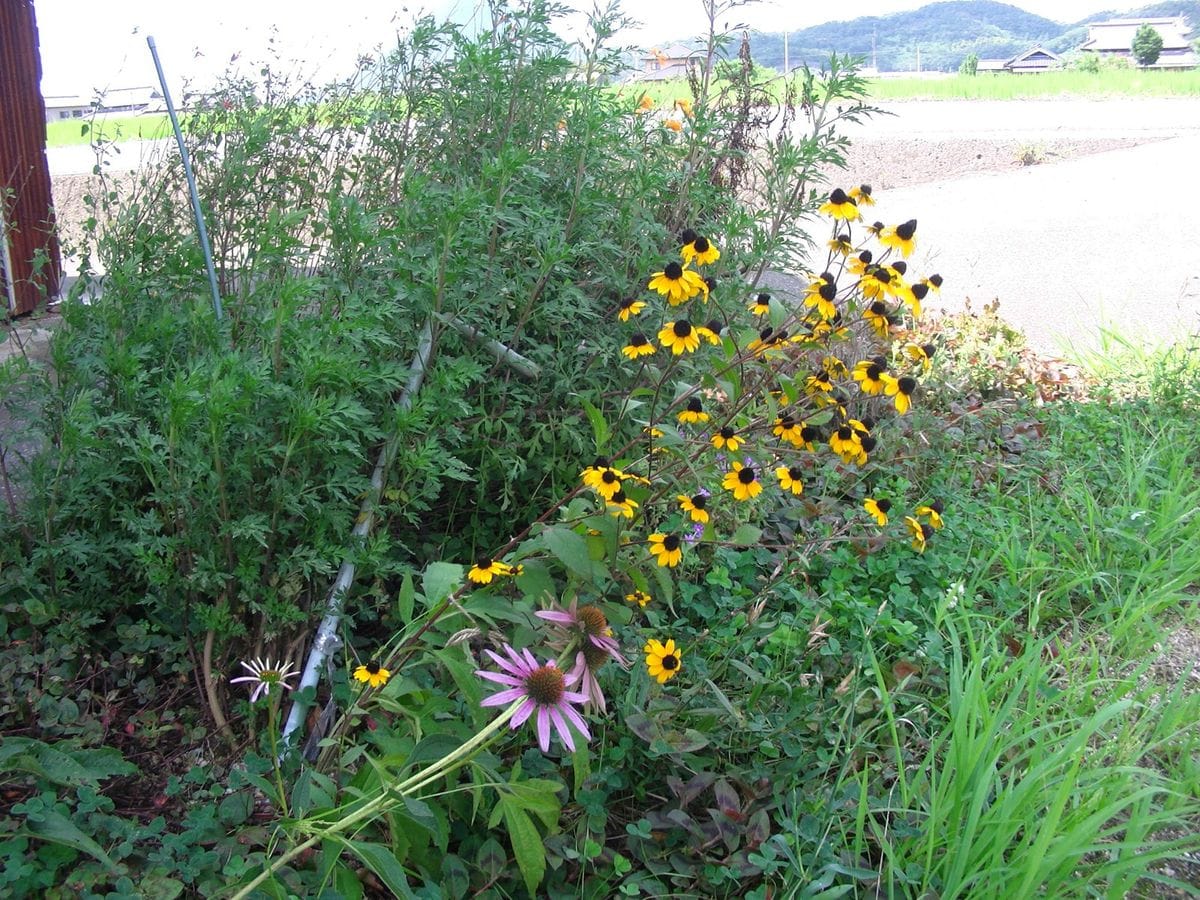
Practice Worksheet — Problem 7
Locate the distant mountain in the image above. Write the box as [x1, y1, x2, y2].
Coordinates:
[731, 0, 1200, 73]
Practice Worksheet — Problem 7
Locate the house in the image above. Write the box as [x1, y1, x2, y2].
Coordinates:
[42, 85, 162, 123]
[637, 43, 698, 81]
[1079, 17, 1197, 69]
[977, 46, 1063, 74]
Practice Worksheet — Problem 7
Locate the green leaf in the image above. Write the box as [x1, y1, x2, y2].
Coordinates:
[396, 571, 415, 623]
[499, 778, 562, 829]
[499, 797, 546, 896]
[422, 561, 464, 607]
[580, 396, 610, 449]
[729, 524, 762, 546]
[571, 741, 591, 796]
[346, 840, 416, 898]
[544, 525, 598, 580]
[25, 810, 118, 873]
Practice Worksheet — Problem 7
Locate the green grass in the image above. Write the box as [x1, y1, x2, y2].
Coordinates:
[45, 114, 171, 148]
[867, 67, 1200, 100]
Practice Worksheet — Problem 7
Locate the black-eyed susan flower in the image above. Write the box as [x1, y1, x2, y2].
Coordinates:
[804, 279, 839, 321]
[904, 341, 936, 373]
[796, 423, 819, 452]
[905, 515, 933, 552]
[468, 555, 515, 585]
[819, 188, 859, 221]
[747, 326, 776, 355]
[696, 321, 721, 345]
[606, 488, 639, 519]
[806, 370, 834, 395]
[711, 426, 743, 452]
[776, 465, 804, 495]
[659, 319, 701, 355]
[722, 461, 762, 501]
[853, 357, 889, 396]
[748, 293, 772, 316]
[618, 296, 645, 321]
[625, 590, 651, 607]
[916, 499, 944, 530]
[230, 657, 297, 703]
[848, 249, 874, 277]
[773, 415, 804, 445]
[648, 532, 683, 567]
[901, 281, 927, 317]
[863, 301, 893, 338]
[677, 492, 710, 523]
[881, 374, 917, 415]
[589, 466, 627, 500]
[828, 232, 854, 256]
[644, 638, 682, 684]
[829, 424, 864, 464]
[849, 183, 875, 206]
[922, 273, 943, 293]
[823, 355, 850, 379]
[622, 332, 655, 360]
[648, 262, 705, 304]
[682, 234, 720, 266]
[353, 662, 391, 689]
[880, 219, 918, 257]
[864, 497, 892, 526]
[866, 220, 885, 237]
[677, 396, 708, 425]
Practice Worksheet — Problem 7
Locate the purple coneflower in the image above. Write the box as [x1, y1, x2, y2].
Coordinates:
[476, 645, 591, 752]
[229, 657, 298, 703]
[535, 600, 627, 667]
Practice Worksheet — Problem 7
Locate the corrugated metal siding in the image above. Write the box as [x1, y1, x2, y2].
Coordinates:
[1, 0, 62, 315]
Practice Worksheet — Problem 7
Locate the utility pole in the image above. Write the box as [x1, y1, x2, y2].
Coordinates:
[872, 26, 877, 71]
[916, 45, 921, 73]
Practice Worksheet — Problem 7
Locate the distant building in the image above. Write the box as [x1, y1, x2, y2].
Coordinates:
[636, 43, 698, 81]
[1079, 18, 1197, 69]
[42, 85, 162, 123]
[977, 46, 1063, 74]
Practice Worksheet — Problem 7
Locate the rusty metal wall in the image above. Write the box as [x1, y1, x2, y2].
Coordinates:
[1, 0, 62, 316]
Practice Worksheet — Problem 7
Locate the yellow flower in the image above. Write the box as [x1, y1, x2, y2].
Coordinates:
[849, 183, 875, 206]
[659, 320, 701, 355]
[804, 274, 838, 320]
[582, 462, 627, 500]
[644, 638, 682, 684]
[648, 533, 683, 567]
[677, 493, 710, 523]
[677, 397, 709, 425]
[819, 188, 860, 221]
[748, 293, 772, 316]
[773, 415, 804, 445]
[722, 461, 762, 502]
[880, 219, 917, 257]
[618, 296, 645, 321]
[863, 301, 893, 339]
[622, 332, 655, 360]
[606, 489, 639, 519]
[864, 498, 891, 526]
[625, 590, 652, 607]
[853, 358, 888, 396]
[904, 342, 936, 374]
[648, 262, 706, 304]
[776, 465, 804, 495]
[827, 233, 854, 256]
[916, 500, 944, 530]
[711, 426, 744, 452]
[681, 235, 719, 266]
[881, 373, 917, 415]
[468, 556, 514, 585]
[353, 662, 391, 689]
[829, 424, 864, 464]
[906, 515, 931, 552]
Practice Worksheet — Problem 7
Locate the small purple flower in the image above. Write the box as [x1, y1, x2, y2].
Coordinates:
[229, 657, 297, 704]
[684, 522, 705, 544]
[696, 486, 711, 498]
[476, 645, 591, 752]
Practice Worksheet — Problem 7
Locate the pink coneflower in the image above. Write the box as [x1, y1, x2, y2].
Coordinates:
[535, 600, 628, 667]
[476, 645, 591, 752]
[229, 657, 297, 703]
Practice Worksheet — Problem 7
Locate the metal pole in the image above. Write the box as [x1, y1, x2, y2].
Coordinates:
[145, 36, 223, 321]
[0, 203, 17, 316]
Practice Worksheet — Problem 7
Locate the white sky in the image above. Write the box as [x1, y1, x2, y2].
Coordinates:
[35, 0, 1119, 97]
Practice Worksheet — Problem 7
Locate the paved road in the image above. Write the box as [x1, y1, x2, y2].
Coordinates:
[835, 100, 1200, 354]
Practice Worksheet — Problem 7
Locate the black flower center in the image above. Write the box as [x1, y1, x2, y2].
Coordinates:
[801, 426, 819, 442]
[759, 327, 774, 340]
[929, 499, 944, 514]
[877, 499, 892, 513]
[819, 282, 837, 301]
[674, 320, 692, 337]
[475, 554, 493, 568]
[661, 654, 679, 670]
[593, 456, 610, 468]
[912, 283, 929, 300]
[693, 236, 710, 253]
[705, 277, 718, 290]
[837, 233, 850, 243]
[706, 319, 723, 335]
[873, 268, 892, 284]
[922, 523, 935, 539]
[663, 534, 681, 550]
[779, 415, 795, 429]
[601, 470, 618, 484]
[869, 301, 889, 315]
[686, 398, 703, 412]
[665, 262, 683, 279]
[365, 663, 381, 675]
[867, 364, 882, 379]
[896, 219, 917, 240]
[738, 467, 756, 484]
[929, 273, 943, 287]
[691, 494, 707, 509]
[620, 296, 635, 309]
[788, 466, 803, 480]
[898, 377, 917, 395]
[630, 332, 647, 345]
[859, 184, 872, 196]
[837, 426, 852, 440]
[680, 227, 698, 244]
[829, 188, 850, 204]
[611, 489, 627, 504]
[861, 436, 878, 452]
[859, 250, 874, 264]
[892, 260, 907, 275]
[922, 344, 936, 358]
[524, 664, 566, 705]
[720, 426, 735, 439]
[757, 292, 770, 303]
